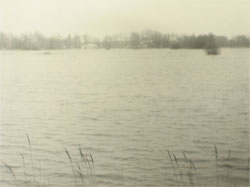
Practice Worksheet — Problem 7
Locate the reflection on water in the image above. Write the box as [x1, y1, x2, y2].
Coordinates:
[0, 49, 249, 186]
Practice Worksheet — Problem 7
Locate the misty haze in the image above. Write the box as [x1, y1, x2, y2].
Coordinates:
[0, 0, 249, 187]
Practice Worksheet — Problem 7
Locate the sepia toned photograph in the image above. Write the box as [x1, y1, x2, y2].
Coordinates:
[0, 0, 249, 186]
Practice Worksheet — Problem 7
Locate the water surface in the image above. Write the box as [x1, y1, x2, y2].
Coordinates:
[0, 49, 249, 186]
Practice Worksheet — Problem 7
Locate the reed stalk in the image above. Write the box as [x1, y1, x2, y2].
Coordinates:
[90, 154, 96, 187]
[172, 152, 186, 186]
[1, 161, 17, 186]
[167, 150, 179, 185]
[76, 162, 84, 187]
[65, 148, 77, 187]
[26, 133, 36, 184]
[214, 145, 218, 187]
[21, 153, 27, 184]
[183, 152, 188, 163]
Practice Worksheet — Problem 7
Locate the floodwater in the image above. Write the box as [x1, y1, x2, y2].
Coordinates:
[0, 49, 249, 187]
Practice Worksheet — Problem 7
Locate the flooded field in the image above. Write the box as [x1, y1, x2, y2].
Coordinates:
[0, 49, 249, 187]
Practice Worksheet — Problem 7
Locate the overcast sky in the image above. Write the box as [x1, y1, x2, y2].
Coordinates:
[0, 0, 249, 37]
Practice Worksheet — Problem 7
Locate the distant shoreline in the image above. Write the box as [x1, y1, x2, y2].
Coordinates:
[0, 47, 249, 51]
[0, 31, 249, 50]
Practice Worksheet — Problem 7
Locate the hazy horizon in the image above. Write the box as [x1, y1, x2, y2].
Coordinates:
[0, 0, 249, 38]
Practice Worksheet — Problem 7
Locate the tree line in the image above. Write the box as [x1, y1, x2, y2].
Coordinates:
[0, 30, 249, 50]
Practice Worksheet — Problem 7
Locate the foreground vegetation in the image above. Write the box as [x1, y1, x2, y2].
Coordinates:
[0, 134, 249, 187]
[0, 30, 249, 50]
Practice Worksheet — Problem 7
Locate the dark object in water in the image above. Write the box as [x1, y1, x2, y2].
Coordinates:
[206, 47, 219, 55]
[205, 34, 220, 55]
[43, 51, 51, 55]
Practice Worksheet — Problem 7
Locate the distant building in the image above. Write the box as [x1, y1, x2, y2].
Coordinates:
[81, 43, 99, 49]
